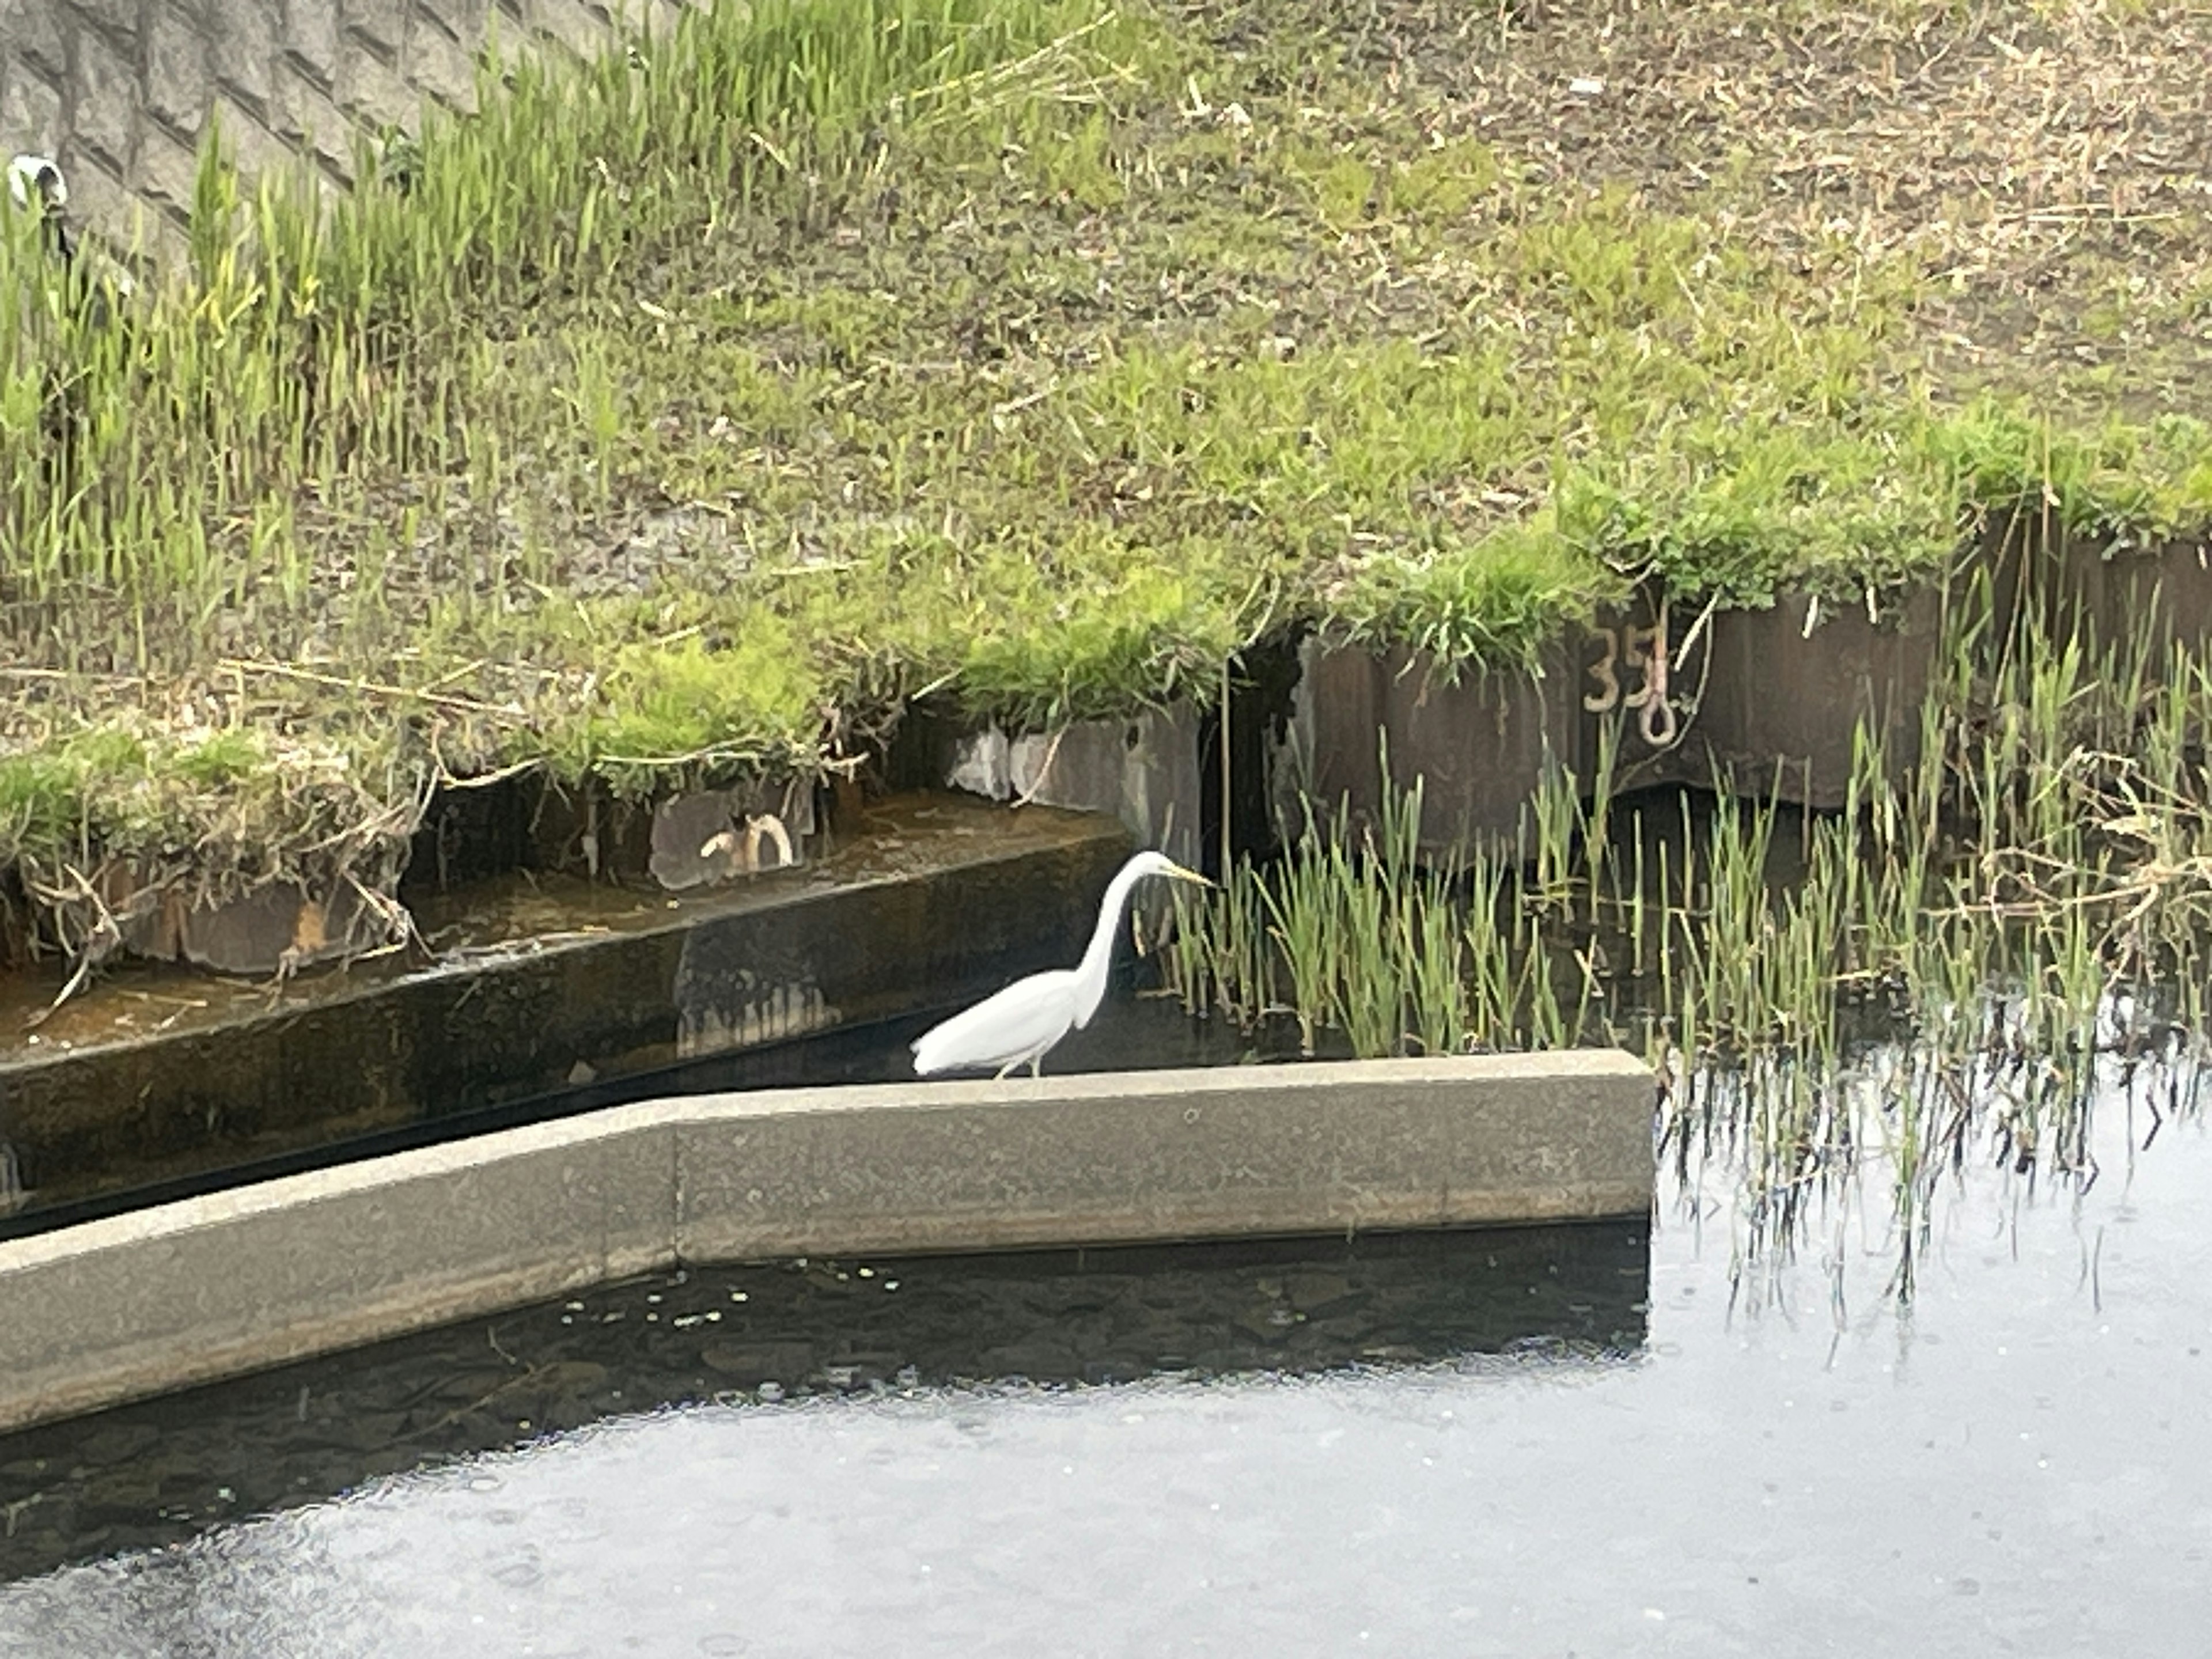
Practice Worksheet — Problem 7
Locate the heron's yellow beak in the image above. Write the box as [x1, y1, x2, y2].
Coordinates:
[1166, 861, 1213, 888]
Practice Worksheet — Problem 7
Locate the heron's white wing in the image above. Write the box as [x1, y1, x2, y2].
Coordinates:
[911, 969, 1078, 1075]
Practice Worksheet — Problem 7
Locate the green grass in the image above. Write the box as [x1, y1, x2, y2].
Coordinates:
[3, 0, 2211, 953]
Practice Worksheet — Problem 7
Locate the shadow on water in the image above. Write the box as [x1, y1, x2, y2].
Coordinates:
[0, 1219, 1650, 1584]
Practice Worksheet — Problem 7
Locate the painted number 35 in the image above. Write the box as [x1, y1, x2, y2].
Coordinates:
[1584, 619, 1679, 748]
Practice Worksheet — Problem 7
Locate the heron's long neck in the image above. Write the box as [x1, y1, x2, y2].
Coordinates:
[1071, 859, 1152, 1028]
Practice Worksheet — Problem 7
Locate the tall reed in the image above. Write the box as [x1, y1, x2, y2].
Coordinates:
[1158, 595, 2212, 1302]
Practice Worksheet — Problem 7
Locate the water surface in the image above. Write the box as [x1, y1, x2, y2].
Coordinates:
[0, 1048, 2205, 1656]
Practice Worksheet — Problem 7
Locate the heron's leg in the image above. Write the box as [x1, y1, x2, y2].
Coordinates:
[1029, 1055, 1043, 1080]
[994, 1056, 1020, 1081]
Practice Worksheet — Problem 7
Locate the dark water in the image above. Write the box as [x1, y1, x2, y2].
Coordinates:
[0, 1224, 1645, 1584]
[0, 983, 1268, 1241]
[0, 1044, 2207, 1656]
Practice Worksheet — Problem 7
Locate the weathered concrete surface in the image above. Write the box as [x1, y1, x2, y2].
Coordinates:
[1295, 579, 1953, 853]
[1679, 586, 1945, 809]
[1296, 638, 1580, 857]
[1, 0, 695, 255]
[647, 777, 816, 891]
[0, 794, 1129, 1219]
[0, 1102, 675, 1434]
[676, 1050, 1653, 1260]
[2036, 534, 2212, 661]
[930, 708, 1206, 874]
[0, 1050, 1654, 1431]
[1309, 536, 2212, 861]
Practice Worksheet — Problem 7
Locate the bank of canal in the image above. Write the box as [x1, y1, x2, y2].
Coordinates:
[0, 1030, 2200, 1656]
[8, 0, 2212, 991]
[0, 796, 1128, 1229]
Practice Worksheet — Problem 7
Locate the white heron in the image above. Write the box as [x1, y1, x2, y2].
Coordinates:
[911, 849, 1209, 1080]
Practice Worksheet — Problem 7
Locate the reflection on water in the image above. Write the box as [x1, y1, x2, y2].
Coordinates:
[0, 1223, 1648, 1584]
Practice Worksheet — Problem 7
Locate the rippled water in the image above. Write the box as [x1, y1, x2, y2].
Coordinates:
[1, 1039, 2207, 1656]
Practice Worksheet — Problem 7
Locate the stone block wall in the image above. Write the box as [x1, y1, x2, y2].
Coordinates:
[0, 0, 673, 254]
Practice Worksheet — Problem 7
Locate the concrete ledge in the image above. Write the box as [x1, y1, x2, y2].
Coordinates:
[0, 795, 1130, 1221]
[0, 1051, 1654, 1433]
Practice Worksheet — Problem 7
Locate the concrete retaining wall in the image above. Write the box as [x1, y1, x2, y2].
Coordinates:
[931, 707, 1207, 874]
[1299, 537, 2212, 862]
[0, 0, 676, 251]
[0, 796, 1131, 1225]
[1297, 584, 1950, 858]
[0, 1048, 1654, 1430]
